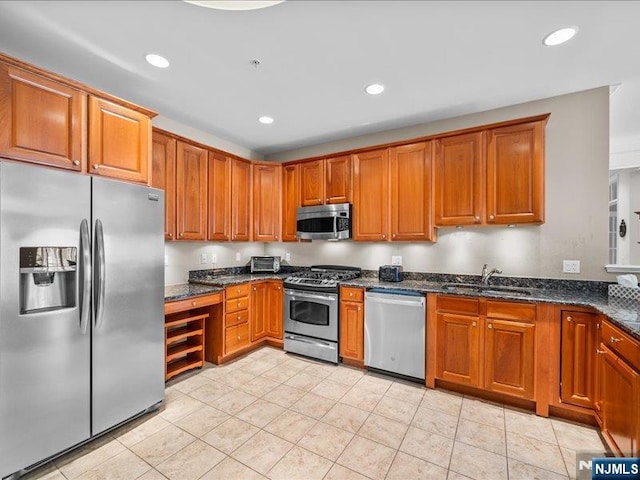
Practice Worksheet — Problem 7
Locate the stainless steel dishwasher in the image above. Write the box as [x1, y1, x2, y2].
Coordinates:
[364, 288, 426, 380]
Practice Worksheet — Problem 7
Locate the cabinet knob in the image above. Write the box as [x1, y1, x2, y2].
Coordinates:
[357, 306, 361, 311]
[275, 235, 278, 240]
[168, 233, 173, 238]
[278, 286, 281, 290]
[597, 323, 601, 329]
[392, 234, 396, 238]
[489, 215, 495, 220]
[472, 321, 477, 327]
[382, 234, 386, 239]
[349, 292, 353, 297]
[178, 233, 183, 238]
[567, 316, 572, 322]
[253, 287, 256, 291]
[596, 349, 605, 355]
[191, 301, 196, 306]
[73, 160, 80, 166]
[237, 335, 241, 341]
[474, 216, 480, 222]
[610, 336, 622, 343]
[237, 315, 241, 320]
[93, 164, 100, 170]
[488, 323, 493, 329]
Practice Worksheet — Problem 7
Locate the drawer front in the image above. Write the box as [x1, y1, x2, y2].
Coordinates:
[486, 301, 536, 323]
[164, 292, 223, 315]
[602, 320, 640, 370]
[225, 323, 250, 353]
[226, 283, 251, 300]
[437, 295, 480, 315]
[341, 287, 364, 302]
[225, 295, 250, 313]
[225, 310, 250, 328]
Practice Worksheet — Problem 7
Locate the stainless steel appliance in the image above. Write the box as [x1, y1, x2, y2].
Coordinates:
[378, 265, 403, 282]
[250, 256, 280, 273]
[364, 289, 426, 380]
[0, 161, 164, 479]
[284, 265, 361, 363]
[296, 203, 351, 241]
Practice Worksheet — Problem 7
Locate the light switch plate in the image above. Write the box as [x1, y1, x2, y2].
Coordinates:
[563, 260, 580, 274]
[391, 256, 402, 266]
[285, 252, 291, 262]
[211, 254, 217, 264]
[200, 253, 208, 264]
[164, 255, 169, 267]
[235, 252, 241, 261]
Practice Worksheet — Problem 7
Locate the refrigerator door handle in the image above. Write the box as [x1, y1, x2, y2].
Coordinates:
[79, 219, 91, 334]
[94, 219, 106, 330]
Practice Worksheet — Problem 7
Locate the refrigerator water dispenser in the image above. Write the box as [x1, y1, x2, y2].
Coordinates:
[19, 247, 77, 314]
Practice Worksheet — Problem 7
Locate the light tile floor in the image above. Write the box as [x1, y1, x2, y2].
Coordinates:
[24, 347, 608, 480]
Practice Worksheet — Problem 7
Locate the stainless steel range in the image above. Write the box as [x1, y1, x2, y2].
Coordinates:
[284, 265, 361, 363]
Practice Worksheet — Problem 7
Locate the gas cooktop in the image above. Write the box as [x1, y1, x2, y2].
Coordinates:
[284, 265, 361, 292]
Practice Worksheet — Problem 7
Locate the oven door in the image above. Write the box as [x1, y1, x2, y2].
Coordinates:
[284, 289, 338, 341]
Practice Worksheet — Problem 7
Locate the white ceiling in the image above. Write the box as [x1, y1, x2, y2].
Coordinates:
[0, 0, 638, 157]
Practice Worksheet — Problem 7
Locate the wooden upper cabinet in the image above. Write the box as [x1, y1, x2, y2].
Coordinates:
[390, 142, 435, 241]
[231, 158, 252, 241]
[175, 141, 207, 240]
[325, 155, 351, 204]
[282, 163, 300, 242]
[561, 311, 597, 409]
[151, 131, 176, 240]
[0, 64, 86, 171]
[208, 152, 231, 241]
[253, 163, 281, 242]
[434, 132, 484, 226]
[486, 120, 545, 224]
[352, 148, 389, 241]
[88, 96, 150, 183]
[300, 159, 325, 206]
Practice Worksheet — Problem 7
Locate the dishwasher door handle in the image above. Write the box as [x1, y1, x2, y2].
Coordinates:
[366, 297, 425, 308]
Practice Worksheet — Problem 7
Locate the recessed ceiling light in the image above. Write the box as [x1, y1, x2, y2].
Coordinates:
[258, 116, 274, 124]
[145, 53, 170, 68]
[184, 1, 284, 10]
[365, 83, 385, 95]
[543, 27, 578, 46]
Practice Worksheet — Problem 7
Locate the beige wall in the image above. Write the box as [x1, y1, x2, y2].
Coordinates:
[265, 87, 612, 281]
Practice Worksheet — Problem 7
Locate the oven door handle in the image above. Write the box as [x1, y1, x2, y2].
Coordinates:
[284, 289, 337, 302]
[285, 335, 335, 349]
[333, 215, 338, 239]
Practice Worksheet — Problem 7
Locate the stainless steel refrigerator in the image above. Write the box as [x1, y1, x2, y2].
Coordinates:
[0, 161, 165, 479]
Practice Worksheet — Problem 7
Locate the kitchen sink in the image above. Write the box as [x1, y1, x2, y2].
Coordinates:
[440, 283, 532, 296]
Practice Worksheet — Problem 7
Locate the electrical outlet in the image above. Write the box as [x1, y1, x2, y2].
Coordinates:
[200, 253, 208, 264]
[235, 252, 241, 261]
[391, 256, 402, 266]
[285, 252, 291, 262]
[164, 255, 169, 267]
[211, 254, 217, 264]
[563, 260, 580, 274]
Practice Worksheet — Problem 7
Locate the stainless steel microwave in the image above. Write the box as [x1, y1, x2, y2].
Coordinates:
[296, 203, 351, 241]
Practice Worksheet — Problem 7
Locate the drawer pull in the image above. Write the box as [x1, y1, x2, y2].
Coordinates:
[566, 316, 572, 322]
[237, 315, 241, 320]
[488, 323, 493, 329]
[191, 301, 196, 306]
[472, 321, 477, 327]
[610, 336, 622, 343]
[596, 349, 605, 355]
[73, 160, 80, 166]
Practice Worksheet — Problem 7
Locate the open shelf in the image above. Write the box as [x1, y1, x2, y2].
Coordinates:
[166, 353, 204, 381]
[166, 338, 203, 362]
[165, 312, 208, 329]
[166, 325, 203, 344]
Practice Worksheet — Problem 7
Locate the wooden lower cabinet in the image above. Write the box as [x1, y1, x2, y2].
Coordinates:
[251, 282, 268, 342]
[339, 287, 364, 363]
[224, 283, 251, 355]
[267, 282, 283, 339]
[560, 310, 597, 408]
[434, 295, 536, 400]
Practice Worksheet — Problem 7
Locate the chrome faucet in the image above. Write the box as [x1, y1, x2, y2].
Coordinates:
[481, 264, 502, 285]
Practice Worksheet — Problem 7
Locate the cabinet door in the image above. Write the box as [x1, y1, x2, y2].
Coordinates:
[484, 318, 535, 399]
[253, 163, 281, 242]
[434, 132, 483, 226]
[486, 120, 545, 224]
[175, 141, 207, 240]
[151, 131, 176, 241]
[435, 312, 481, 387]
[251, 282, 267, 342]
[282, 163, 300, 242]
[88, 97, 150, 183]
[599, 345, 639, 456]
[561, 311, 596, 408]
[300, 159, 325, 206]
[390, 142, 434, 241]
[340, 301, 364, 361]
[231, 158, 252, 241]
[208, 152, 231, 241]
[352, 149, 389, 241]
[267, 282, 283, 339]
[0, 64, 86, 170]
[325, 155, 351, 204]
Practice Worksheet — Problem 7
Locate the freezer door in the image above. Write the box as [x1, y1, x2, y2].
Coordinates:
[0, 162, 91, 478]
[91, 177, 164, 435]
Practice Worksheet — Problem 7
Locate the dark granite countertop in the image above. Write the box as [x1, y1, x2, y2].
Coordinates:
[164, 283, 223, 302]
[190, 273, 290, 286]
[341, 278, 640, 341]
